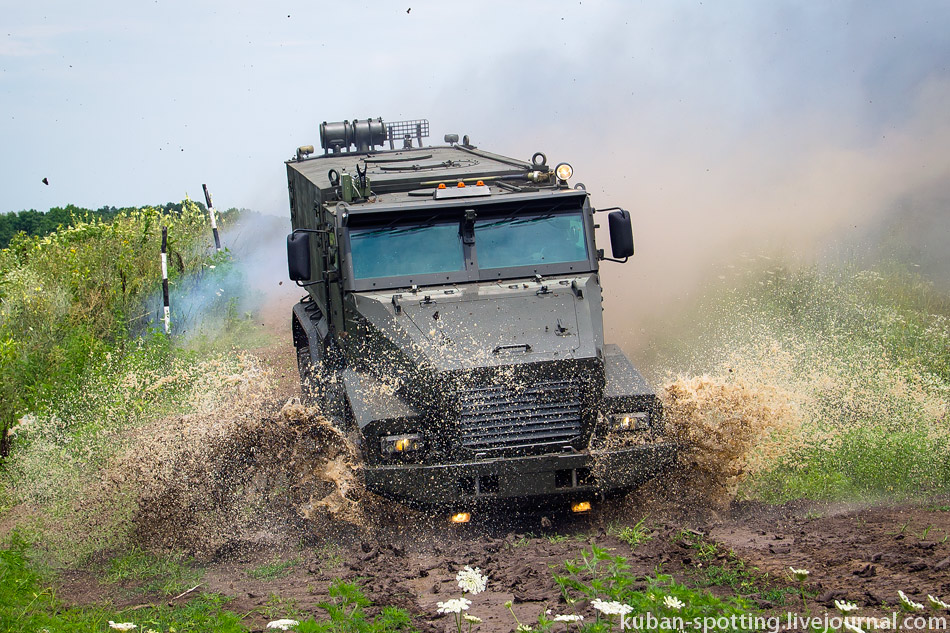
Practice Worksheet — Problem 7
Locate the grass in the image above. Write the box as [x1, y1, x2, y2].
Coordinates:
[0, 202, 223, 450]
[106, 547, 204, 596]
[309, 543, 344, 576]
[651, 260, 950, 504]
[293, 580, 416, 633]
[551, 545, 756, 632]
[609, 517, 654, 549]
[672, 530, 794, 602]
[249, 557, 302, 581]
[0, 202, 271, 563]
[1, 538, 418, 633]
[0, 535, 244, 633]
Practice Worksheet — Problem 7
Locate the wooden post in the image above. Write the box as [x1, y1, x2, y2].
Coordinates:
[202, 184, 222, 252]
[161, 226, 170, 334]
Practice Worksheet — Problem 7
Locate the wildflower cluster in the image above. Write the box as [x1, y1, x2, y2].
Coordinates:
[835, 599, 859, 613]
[553, 614, 584, 622]
[437, 598, 472, 615]
[438, 566, 489, 632]
[456, 565, 488, 595]
[898, 590, 924, 612]
[788, 566, 810, 582]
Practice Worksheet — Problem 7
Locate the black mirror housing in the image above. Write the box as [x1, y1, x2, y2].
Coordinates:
[607, 210, 634, 259]
[287, 232, 311, 281]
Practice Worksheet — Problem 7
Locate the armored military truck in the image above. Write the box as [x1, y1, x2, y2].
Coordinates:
[285, 118, 675, 516]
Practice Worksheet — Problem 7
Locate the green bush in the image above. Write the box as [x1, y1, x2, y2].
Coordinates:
[0, 201, 219, 455]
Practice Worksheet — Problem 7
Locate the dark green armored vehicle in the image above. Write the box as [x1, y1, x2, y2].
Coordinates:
[285, 118, 675, 516]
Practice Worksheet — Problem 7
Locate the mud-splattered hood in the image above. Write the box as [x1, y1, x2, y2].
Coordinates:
[349, 274, 604, 374]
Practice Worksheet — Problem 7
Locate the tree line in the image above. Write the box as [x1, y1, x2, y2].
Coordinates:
[0, 202, 210, 249]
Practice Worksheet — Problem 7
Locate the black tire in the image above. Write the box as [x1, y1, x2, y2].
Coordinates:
[297, 344, 317, 402]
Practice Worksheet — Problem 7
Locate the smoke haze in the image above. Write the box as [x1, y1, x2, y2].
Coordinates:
[6, 2, 948, 360]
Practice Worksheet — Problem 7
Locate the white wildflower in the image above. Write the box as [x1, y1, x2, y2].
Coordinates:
[516, 626, 533, 632]
[108, 624, 137, 632]
[266, 620, 300, 630]
[929, 595, 950, 610]
[437, 597, 472, 614]
[463, 614, 482, 623]
[835, 599, 859, 613]
[456, 565, 488, 595]
[591, 598, 633, 616]
[898, 590, 924, 612]
[788, 567, 810, 582]
[553, 614, 584, 622]
[663, 595, 684, 610]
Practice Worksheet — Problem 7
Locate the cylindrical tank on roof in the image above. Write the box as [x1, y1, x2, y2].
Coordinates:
[319, 118, 386, 154]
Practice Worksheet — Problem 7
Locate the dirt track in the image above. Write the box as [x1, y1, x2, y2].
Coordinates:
[53, 334, 950, 631]
[56, 497, 950, 631]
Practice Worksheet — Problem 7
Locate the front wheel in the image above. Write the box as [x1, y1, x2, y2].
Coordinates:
[296, 343, 349, 423]
[297, 344, 317, 402]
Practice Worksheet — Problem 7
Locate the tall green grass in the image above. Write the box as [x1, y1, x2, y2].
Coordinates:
[652, 259, 950, 502]
[0, 200, 263, 558]
[0, 202, 221, 454]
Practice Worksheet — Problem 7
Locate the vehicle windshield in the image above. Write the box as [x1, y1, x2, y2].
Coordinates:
[475, 211, 588, 269]
[350, 221, 464, 280]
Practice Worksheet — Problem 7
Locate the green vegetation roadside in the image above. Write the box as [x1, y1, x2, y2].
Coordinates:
[0, 201, 255, 456]
[0, 535, 245, 632]
[0, 202, 246, 250]
[0, 201, 257, 628]
[648, 259, 950, 504]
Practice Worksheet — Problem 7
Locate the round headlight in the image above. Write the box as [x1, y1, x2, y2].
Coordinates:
[555, 162, 573, 181]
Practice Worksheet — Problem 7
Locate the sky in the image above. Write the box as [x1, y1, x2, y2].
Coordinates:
[3, 1, 950, 348]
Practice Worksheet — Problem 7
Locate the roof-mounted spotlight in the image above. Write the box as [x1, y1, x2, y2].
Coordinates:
[555, 162, 573, 183]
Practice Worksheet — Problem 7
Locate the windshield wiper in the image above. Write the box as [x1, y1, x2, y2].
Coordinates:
[356, 213, 443, 237]
[477, 213, 555, 230]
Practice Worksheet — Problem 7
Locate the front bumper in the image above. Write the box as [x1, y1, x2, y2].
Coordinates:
[363, 442, 677, 509]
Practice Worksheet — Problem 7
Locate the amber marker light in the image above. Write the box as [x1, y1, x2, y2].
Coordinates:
[438, 183, 447, 189]
[571, 501, 592, 513]
[476, 180, 485, 186]
[450, 512, 471, 523]
[457, 181, 466, 187]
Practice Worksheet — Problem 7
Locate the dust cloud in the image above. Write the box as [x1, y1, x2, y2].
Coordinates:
[588, 78, 950, 359]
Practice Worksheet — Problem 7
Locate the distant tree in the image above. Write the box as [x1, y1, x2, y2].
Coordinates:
[0, 202, 208, 249]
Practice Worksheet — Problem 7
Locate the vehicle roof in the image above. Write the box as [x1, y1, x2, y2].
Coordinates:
[287, 144, 562, 207]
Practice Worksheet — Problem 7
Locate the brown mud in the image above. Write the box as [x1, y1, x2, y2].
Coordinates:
[39, 341, 950, 631]
[53, 497, 950, 632]
[42, 350, 950, 631]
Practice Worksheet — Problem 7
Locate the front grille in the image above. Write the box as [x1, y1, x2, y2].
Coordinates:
[457, 378, 583, 452]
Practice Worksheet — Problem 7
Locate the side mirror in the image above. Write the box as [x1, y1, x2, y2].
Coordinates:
[287, 232, 311, 281]
[607, 210, 634, 259]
